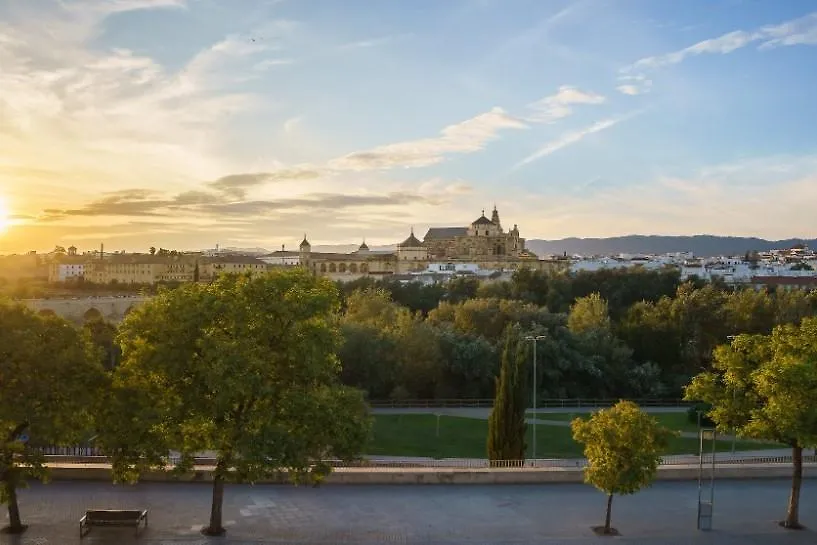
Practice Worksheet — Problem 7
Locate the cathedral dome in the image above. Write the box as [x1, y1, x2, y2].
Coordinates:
[398, 228, 423, 248]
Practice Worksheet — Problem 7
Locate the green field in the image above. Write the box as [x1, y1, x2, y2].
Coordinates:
[369, 414, 780, 459]
[527, 411, 703, 434]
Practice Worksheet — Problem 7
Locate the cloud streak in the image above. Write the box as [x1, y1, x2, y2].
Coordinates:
[623, 11, 817, 74]
[514, 116, 630, 170]
[41, 186, 464, 221]
[330, 107, 527, 170]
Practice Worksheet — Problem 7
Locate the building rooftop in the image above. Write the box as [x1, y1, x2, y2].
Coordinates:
[471, 214, 493, 226]
[423, 227, 468, 240]
[201, 256, 267, 265]
[398, 229, 424, 248]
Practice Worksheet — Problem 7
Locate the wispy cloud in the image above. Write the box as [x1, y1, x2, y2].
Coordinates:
[616, 75, 652, 96]
[41, 185, 466, 221]
[73, 0, 187, 14]
[623, 11, 817, 74]
[526, 86, 605, 122]
[514, 115, 633, 170]
[0, 1, 289, 204]
[330, 107, 527, 170]
[208, 168, 323, 198]
[339, 33, 413, 49]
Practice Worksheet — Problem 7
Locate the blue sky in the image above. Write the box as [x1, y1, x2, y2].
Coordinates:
[1, 0, 817, 253]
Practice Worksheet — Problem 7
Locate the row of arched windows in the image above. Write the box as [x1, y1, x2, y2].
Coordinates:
[317, 262, 368, 274]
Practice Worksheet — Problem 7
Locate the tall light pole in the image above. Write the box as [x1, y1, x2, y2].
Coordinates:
[524, 335, 547, 461]
[726, 335, 737, 455]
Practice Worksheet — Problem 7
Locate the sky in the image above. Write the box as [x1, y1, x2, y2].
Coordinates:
[1, 0, 817, 253]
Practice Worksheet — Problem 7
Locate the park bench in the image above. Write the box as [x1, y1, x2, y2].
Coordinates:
[79, 509, 148, 538]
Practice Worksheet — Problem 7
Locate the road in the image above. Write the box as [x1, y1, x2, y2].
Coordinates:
[3, 480, 817, 544]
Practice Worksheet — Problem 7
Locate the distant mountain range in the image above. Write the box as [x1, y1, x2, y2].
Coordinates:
[526, 236, 817, 258]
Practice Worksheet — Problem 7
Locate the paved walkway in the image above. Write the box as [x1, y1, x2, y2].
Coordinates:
[2, 480, 817, 544]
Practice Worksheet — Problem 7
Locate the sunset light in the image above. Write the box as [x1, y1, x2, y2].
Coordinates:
[0, 196, 9, 233]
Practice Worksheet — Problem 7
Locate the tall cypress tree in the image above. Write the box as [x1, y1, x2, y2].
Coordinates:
[487, 326, 528, 465]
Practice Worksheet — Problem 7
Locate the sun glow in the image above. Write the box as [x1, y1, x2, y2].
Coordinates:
[0, 196, 9, 233]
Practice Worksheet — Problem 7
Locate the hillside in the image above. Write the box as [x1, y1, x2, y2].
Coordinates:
[526, 235, 816, 258]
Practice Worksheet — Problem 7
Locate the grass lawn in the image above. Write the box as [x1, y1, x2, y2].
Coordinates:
[527, 411, 703, 434]
[369, 414, 781, 459]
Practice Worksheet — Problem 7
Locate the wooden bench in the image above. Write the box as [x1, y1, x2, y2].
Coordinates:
[79, 509, 148, 538]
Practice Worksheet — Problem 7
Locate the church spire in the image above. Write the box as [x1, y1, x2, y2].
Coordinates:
[491, 204, 500, 226]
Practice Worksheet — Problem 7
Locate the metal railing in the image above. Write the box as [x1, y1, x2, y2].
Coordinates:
[368, 398, 691, 409]
[37, 453, 812, 470]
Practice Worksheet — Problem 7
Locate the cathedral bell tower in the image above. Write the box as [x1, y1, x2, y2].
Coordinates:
[491, 204, 501, 229]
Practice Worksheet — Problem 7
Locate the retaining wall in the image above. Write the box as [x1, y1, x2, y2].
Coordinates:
[46, 463, 809, 485]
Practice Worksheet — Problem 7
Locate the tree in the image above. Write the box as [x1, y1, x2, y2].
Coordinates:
[509, 268, 549, 306]
[82, 317, 120, 370]
[0, 300, 103, 533]
[338, 322, 399, 399]
[571, 401, 673, 536]
[428, 298, 554, 341]
[444, 276, 480, 304]
[685, 319, 817, 529]
[434, 325, 498, 398]
[487, 327, 528, 464]
[568, 292, 611, 334]
[95, 270, 371, 536]
[149, 246, 156, 255]
[344, 288, 410, 331]
[193, 261, 200, 283]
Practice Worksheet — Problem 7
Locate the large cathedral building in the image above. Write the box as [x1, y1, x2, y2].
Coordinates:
[423, 206, 531, 261]
[265, 206, 558, 280]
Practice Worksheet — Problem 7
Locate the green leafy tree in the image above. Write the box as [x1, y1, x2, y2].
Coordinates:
[95, 270, 371, 536]
[0, 300, 104, 533]
[444, 276, 480, 304]
[509, 268, 549, 306]
[428, 298, 554, 341]
[568, 292, 611, 334]
[344, 288, 410, 331]
[723, 288, 775, 335]
[338, 322, 399, 399]
[82, 317, 120, 369]
[487, 327, 528, 464]
[571, 401, 673, 536]
[434, 325, 499, 398]
[685, 319, 817, 529]
[392, 315, 443, 399]
[149, 246, 156, 255]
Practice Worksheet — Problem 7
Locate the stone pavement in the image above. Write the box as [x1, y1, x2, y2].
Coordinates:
[2, 480, 817, 544]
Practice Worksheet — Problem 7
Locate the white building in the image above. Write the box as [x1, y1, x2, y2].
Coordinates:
[48, 261, 86, 282]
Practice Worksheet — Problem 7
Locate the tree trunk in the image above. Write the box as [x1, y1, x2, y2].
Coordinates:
[784, 445, 803, 529]
[203, 459, 227, 536]
[604, 493, 613, 534]
[4, 478, 24, 534]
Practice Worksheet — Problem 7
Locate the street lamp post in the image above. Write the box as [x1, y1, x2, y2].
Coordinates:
[524, 335, 547, 461]
[726, 335, 737, 454]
